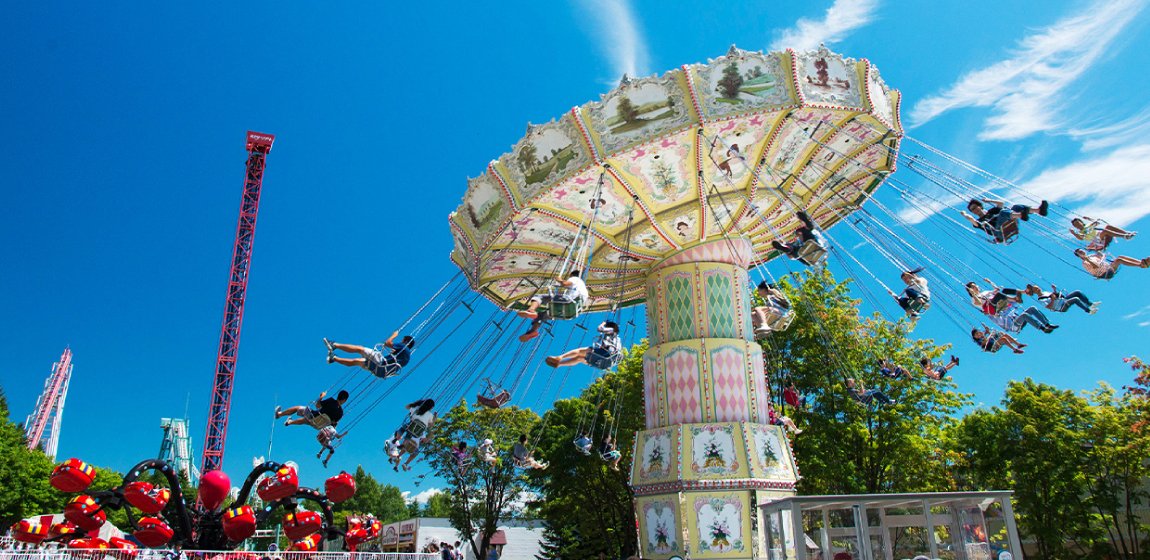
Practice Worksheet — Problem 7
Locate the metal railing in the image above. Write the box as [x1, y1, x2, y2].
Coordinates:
[0, 550, 437, 560]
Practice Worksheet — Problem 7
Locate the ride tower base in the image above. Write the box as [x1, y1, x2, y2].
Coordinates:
[632, 237, 799, 559]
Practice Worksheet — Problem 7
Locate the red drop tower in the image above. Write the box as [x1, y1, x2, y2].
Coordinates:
[200, 131, 275, 474]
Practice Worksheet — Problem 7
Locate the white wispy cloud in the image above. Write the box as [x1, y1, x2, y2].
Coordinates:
[1069, 104, 1150, 151]
[577, 0, 649, 79]
[770, 0, 880, 52]
[1009, 144, 1150, 226]
[910, 0, 1146, 140]
[1124, 304, 1150, 321]
[402, 488, 442, 505]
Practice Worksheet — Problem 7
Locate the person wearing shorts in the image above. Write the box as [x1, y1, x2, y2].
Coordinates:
[326, 332, 414, 379]
[544, 321, 621, 368]
[1074, 249, 1149, 280]
[970, 326, 1026, 354]
[919, 356, 959, 380]
[276, 390, 348, 427]
[961, 198, 1047, 243]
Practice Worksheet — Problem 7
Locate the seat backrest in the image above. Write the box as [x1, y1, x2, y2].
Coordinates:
[797, 240, 828, 266]
[548, 299, 582, 320]
[996, 218, 1020, 244]
[587, 350, 622, 370]
[405, 419, 428, 439]
[767, 311, 795, 331]
[307, 414, 333, 429]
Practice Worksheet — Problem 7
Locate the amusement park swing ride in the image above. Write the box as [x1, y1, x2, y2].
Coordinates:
[13, 44, 1147, 558]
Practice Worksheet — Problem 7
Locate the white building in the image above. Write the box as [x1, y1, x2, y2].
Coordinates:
[378, 517, 543, 560]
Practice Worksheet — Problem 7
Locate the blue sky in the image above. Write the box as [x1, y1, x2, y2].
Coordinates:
[2, 0, 1149, 501]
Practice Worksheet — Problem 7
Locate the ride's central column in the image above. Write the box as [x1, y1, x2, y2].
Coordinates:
[631, 237, 799, 560]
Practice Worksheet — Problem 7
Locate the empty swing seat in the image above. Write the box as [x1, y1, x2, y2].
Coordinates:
[477, 389, 511, 409]
[796, 239, 828, 266]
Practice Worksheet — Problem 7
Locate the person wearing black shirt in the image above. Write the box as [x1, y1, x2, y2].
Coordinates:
[276, 390, 349, 427]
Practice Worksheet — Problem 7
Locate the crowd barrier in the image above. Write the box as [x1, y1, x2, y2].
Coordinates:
[0, 550, 437, 560]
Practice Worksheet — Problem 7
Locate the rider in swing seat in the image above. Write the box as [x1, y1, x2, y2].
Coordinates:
[517, 270, 589, 343]
[545, 321, 621, 369]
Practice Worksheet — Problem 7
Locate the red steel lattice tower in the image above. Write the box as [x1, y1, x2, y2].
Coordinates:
[24, 348, 74, 459]
[200, 131, 275, 474]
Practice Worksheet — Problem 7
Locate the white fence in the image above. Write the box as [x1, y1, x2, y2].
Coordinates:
[0, 551, 437, 560]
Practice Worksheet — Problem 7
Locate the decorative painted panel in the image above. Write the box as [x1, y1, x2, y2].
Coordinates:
[636, 495, 684, 560]
[688, 492, 753, 558]
[687, 424, 745, 479]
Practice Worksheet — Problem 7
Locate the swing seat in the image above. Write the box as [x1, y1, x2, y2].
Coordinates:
[766, 310, 795, 332]
[586, 347, 622, 370]
[905, 296, 930, 316]
[546, 297, 583, 320]
[600, 450, 621, 462]
[306, 413, 333, 429]
[476, 389, 511, 409]
[989, 218, 1019, 244]
[796, 239, 828, 266]
[572, 439, 593, 455]
[405, 418, 430, 439]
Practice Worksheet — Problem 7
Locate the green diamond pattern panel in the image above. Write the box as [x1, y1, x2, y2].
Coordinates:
[666, 276, 694, 342]
[647, 283, 661, 344]
[705, 273, 735, 339]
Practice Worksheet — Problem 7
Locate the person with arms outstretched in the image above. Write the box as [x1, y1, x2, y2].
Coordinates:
[325, 332, 415, 379]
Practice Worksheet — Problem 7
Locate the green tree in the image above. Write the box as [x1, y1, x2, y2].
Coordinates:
[422, 401, 541, 560]
[947, 379, 1094, 559]
[616, 96, 640, 124]
[764, 269, 971, 495]
[0, 389, 64, 527]
[531, 342, 646, 559]
[331, 466, 408, 525]
[718, 62, 744, 99]
[422, 491, 453, 518]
